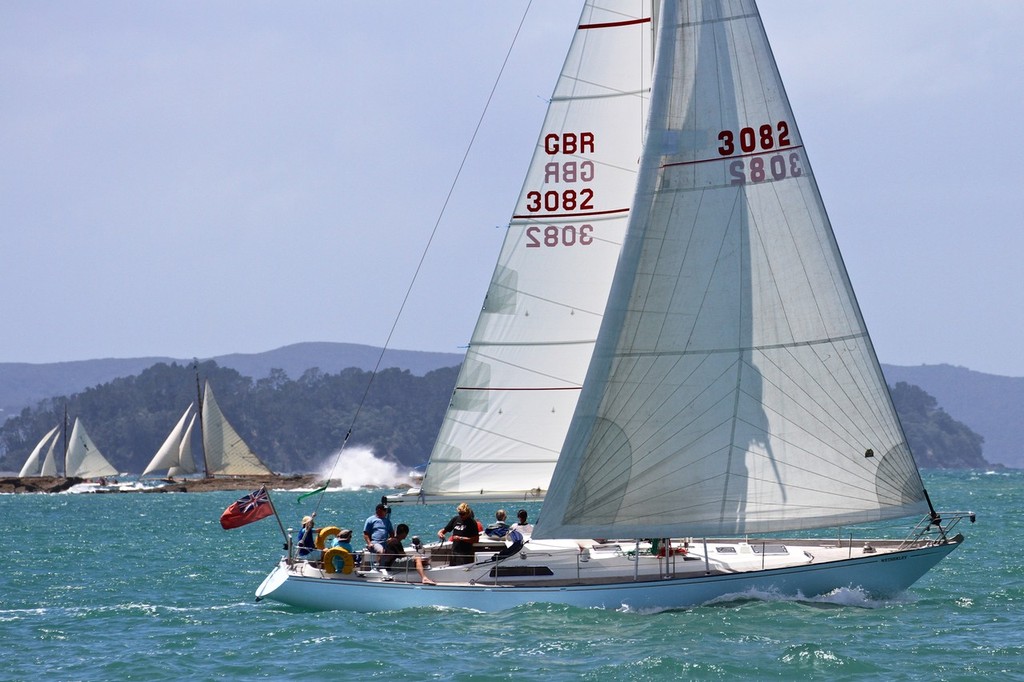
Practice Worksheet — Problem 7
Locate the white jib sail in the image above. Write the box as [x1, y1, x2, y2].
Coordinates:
[201, 383, 273, 476]
[418, 0, 655, 502]
[142, 404, 195, 477]
[168, 413, 197, 477]
[65, 418, 119, 479]
[41, 428, 61, 477]
[18, 425, 60, 477]
[537, 0, 927, 540]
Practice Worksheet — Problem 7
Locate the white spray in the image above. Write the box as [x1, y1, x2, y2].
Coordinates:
[315, 445, 410, 490]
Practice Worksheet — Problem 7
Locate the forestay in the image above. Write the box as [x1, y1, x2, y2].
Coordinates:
[417, 1, 655, 502]
[536, 0, 926, 540]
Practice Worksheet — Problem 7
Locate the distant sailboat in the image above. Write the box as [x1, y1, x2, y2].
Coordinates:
[19, 416, 118, 480]
[18, 424, 61, 477]
[201, 383, 273, 476]
[257, 0, 972, 613]
[168, 413, 197, 478]
[64, 418, 118, 479]
[141, 404, 198, 478]
[143, 383, 273, 478]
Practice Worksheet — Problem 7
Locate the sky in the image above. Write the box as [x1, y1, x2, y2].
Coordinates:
[2, 2, 1023, 377]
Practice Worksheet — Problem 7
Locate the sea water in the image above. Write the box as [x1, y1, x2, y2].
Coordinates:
[1, 470, 1020, 681]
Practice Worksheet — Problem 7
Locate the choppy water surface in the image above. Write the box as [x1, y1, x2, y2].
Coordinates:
[1, 470, 1020, 680]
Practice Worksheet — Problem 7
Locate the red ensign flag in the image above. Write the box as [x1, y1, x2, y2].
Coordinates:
[220, 485, 274, 529]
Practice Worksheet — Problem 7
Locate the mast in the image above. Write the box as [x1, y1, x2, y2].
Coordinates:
[62, 403, 68, 478]
[194, 364, 212, 479]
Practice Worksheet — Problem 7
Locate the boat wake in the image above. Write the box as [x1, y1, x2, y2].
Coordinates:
[616, 586, 915, 614]
[705, 586, 915, 610]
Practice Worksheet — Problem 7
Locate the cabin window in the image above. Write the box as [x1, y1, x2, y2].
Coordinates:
[750, 544, 788, 555]
[714, 547, 737, 554]
[488, 566, 555, 578]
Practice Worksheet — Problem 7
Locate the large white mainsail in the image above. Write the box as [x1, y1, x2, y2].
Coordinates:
[65, 418, 119, 479]
[142, 404, 197, 477]
[536, 0, 926, 540]
[201, 383, 273, 476]
[18, 425, 61, 477]
[418, 1, 655, 502]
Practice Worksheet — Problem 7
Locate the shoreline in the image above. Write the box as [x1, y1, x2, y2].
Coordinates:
[0, 474, 322, 494]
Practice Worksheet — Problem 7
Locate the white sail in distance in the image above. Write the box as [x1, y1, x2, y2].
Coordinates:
[201, 383, 273, 476]
[142, 404, 197, 477]
[65, 418, 119, 479]
[168, 413, 197, 478]
[18, 425, 60, 477]
[40, 428, 61, 477]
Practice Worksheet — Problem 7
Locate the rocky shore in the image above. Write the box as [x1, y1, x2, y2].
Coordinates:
[0, 474, 322, 494]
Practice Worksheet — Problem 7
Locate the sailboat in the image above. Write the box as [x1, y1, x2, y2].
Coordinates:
[256, 0, 972, 612]
[64, 418, 119, 479]
[200, 382, 274, 476]
[142, 383, 273, 478]
[18, 415, 118, 481]
[141, 404, 198, 478]
[18, 425, 61, 477]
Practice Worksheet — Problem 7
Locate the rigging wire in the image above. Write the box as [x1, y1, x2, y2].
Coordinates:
[307, 2, 536, 519]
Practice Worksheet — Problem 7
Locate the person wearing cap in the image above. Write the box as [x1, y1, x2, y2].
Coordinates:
[325, 528, 355, 573]
[326, 528, 354, 552]
[297, 514, 317, 557]
[437, 502, 479, 566]
[363, 503, 394, 566]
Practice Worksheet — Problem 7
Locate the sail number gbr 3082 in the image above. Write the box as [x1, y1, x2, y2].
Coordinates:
[719, 120, 803, 185]
[523, 132, 596, 249]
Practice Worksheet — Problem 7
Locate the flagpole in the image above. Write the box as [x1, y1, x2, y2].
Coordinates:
[265, 487, 289, 545]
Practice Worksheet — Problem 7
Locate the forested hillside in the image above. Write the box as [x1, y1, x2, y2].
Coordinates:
[0, 342, 463, 422]
[0, 361, 458, 474]
[883, 363, 1023, 468]
[0, 362, 992, 474]
[889, 381, 988, 469]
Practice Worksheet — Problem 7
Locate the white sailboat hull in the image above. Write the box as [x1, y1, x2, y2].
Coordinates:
[256, 536, 962, 613]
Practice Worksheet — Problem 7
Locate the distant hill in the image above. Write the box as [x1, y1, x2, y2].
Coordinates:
[882, 364, 1023, 469]
[208, 342, 463, 381]
[0, 342, 463, 422]
[2, 348, 1017, 469]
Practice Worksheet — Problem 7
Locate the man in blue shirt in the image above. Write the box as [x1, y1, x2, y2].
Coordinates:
[363, 503, 394, 567]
